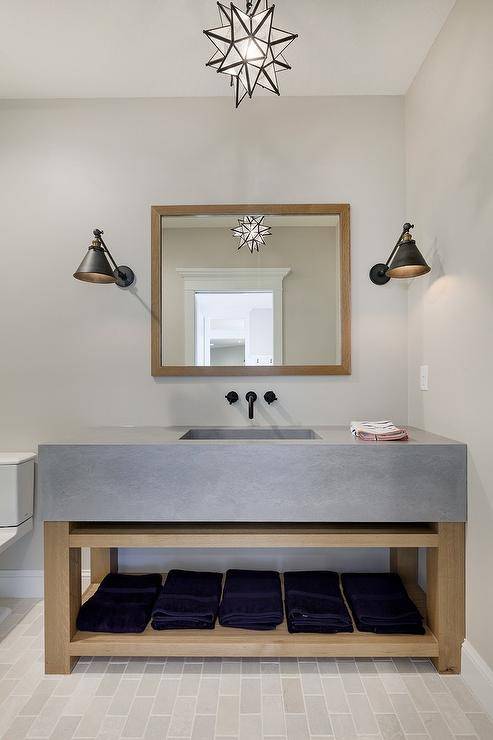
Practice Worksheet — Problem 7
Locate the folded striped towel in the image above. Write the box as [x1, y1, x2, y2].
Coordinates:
[350, 421, 408, 441]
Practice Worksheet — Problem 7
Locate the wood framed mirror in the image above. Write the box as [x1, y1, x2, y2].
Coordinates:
[151, 204, 350, 376]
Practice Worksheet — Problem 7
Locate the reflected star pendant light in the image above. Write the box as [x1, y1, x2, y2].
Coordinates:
[204, 0, 298, 108]
[232, 215, 271, 252]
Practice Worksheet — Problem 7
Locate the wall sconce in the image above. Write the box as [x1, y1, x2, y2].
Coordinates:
[73, 229, 135, 287]
[370, 223, 431, 285]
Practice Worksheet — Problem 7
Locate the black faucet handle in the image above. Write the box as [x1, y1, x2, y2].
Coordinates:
[225, 391, 239, 405]
[264, 390, 278, 405]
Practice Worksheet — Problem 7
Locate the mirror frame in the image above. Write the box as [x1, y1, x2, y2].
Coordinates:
[151, 204, 351, 376]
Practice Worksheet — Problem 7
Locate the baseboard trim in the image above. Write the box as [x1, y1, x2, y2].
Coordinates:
[0, 569, 91, 598]
[462, 639, 493, 718]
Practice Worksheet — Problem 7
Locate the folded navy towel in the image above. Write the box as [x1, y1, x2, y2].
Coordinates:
[151, 570, 223, 630]
[76, 573, 162, 633]
[341, 573, 425, 634]
[219, 570, 283, 631]
[284, 571, 354, 634]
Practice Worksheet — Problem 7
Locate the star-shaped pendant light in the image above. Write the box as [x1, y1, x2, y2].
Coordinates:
[204, 0, 298, 107]
[232, 215, 272, 253]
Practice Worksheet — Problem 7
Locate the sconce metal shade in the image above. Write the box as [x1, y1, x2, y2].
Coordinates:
[370, 223, 431, 285]
[73, 241, 116, 284]
[386, 236, 431, 279]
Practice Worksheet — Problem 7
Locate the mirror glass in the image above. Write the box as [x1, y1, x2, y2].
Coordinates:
[160, 213, 343, 367]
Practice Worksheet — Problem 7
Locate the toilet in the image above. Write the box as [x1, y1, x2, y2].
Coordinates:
[0, 453, 35, 563]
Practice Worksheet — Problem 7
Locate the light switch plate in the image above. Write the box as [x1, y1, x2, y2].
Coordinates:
[420, 365, 429, 391]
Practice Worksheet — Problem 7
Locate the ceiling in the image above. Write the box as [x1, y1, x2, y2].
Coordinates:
[0, 0, 455, 99]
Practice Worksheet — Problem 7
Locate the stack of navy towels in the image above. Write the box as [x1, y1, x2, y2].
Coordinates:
[284, 571, 353, 633]
[76, 573, 162, 633]
[151, 569, 223, 630]
[219, 570, 284, 630]
[341, 572, 425, 634]
[76, 569, 424, 635]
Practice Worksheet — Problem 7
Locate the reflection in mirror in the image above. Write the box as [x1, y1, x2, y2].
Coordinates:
[152, 205, 351, 375]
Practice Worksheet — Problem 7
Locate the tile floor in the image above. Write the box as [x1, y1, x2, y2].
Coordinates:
[0, 598, 491, 740]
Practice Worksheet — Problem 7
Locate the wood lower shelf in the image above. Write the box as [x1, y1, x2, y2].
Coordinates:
[69, 623, 438, 658]
[70, 580, 437, 659]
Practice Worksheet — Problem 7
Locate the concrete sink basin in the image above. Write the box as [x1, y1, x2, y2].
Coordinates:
[180, 427, 321, 440]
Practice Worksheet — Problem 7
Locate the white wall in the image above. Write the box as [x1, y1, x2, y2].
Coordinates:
[0, 95, 407, 572]
[406, 0, 493, 669]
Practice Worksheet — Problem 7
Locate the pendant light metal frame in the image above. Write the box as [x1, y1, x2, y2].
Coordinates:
[204, 0, 298, 107]
[231, 214, 272, 252]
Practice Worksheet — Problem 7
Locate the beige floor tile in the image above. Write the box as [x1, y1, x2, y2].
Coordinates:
[142, 715, 170, 739]
[390, 693, 426, 734]
[376, 713, 405, 740]
[50, 717, 82, 740]
[19, 678, 57, 715]
[27, 695, 70, 738]
[465, 712, 493, 740]
[356, 658, 378, 675]
[239, 713, 262, 740]
[419, 711, 454, 739]
[347, 692, 379, 735]
[153, 678, 179, 715]
[96, 672, 123, 698]
[74, 695, 113, 738]
[219, 663, 241, 696]
[299, 661, 323, 695]
[241, 659, 260, 675]
[191, 713, 216, 740]
[432, 691, 476, 735]
[402, 675, 437, 711]
[337, 660, 364, 694]
[318, 657, 338, 675]
[122, 696, 154, 737]
[178, 671, 201, 698]
[331, 712, 358, 739]
[48, 714, 82, 739]
[362, 675, 394, 714]
[279, 659, 299, 676]
[3, 714, 36, 740]
[261, 671, 282, 695]
[196, 677, 219, 715]
[285, 713, 310, 740]
[215, 694, 239, 736]
[240, 677, 261, 714]
[442, 675, 484, 713]
[262, 694, 286, 736]
[62, 676, 101, 715]
[392, 658, 417, 674]
[281, 677, 305, 713]
[107, 678, 140, 716]
[168, 695, 197, 737]
[304, 693, 333, 735]
[322, 676, 350, 713]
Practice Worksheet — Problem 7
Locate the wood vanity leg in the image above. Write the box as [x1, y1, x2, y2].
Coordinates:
[390, 547, 418, 585]
[44, 522, 81, 674]
[427, 523, 465, 674]
[91, 548, 118, 584]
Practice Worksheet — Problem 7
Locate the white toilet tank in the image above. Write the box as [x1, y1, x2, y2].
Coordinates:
[0, 453, 35, 527]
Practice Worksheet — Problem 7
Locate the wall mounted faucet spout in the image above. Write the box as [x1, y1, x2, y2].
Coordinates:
[245, 391, 257, 420]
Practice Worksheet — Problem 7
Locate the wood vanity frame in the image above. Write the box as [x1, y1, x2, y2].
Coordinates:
[44, 521, 464, 675]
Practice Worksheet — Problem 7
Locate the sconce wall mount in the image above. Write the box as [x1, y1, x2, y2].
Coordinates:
[74, 229, 135, 287]
[370, 222, 430, 285]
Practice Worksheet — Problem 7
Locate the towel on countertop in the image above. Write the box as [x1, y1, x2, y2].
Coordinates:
[151, 569, 223, 630]
[219, 569, 283, 631]
[284, 571, 354, 634]
[341, 573, 425, 634]
[76, 573, 162, 634]
[350, 421, 408, 441]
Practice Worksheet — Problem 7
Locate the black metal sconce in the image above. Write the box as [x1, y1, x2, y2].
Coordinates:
[73, 229, 135, 287]
[370, 223, 431, 285]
